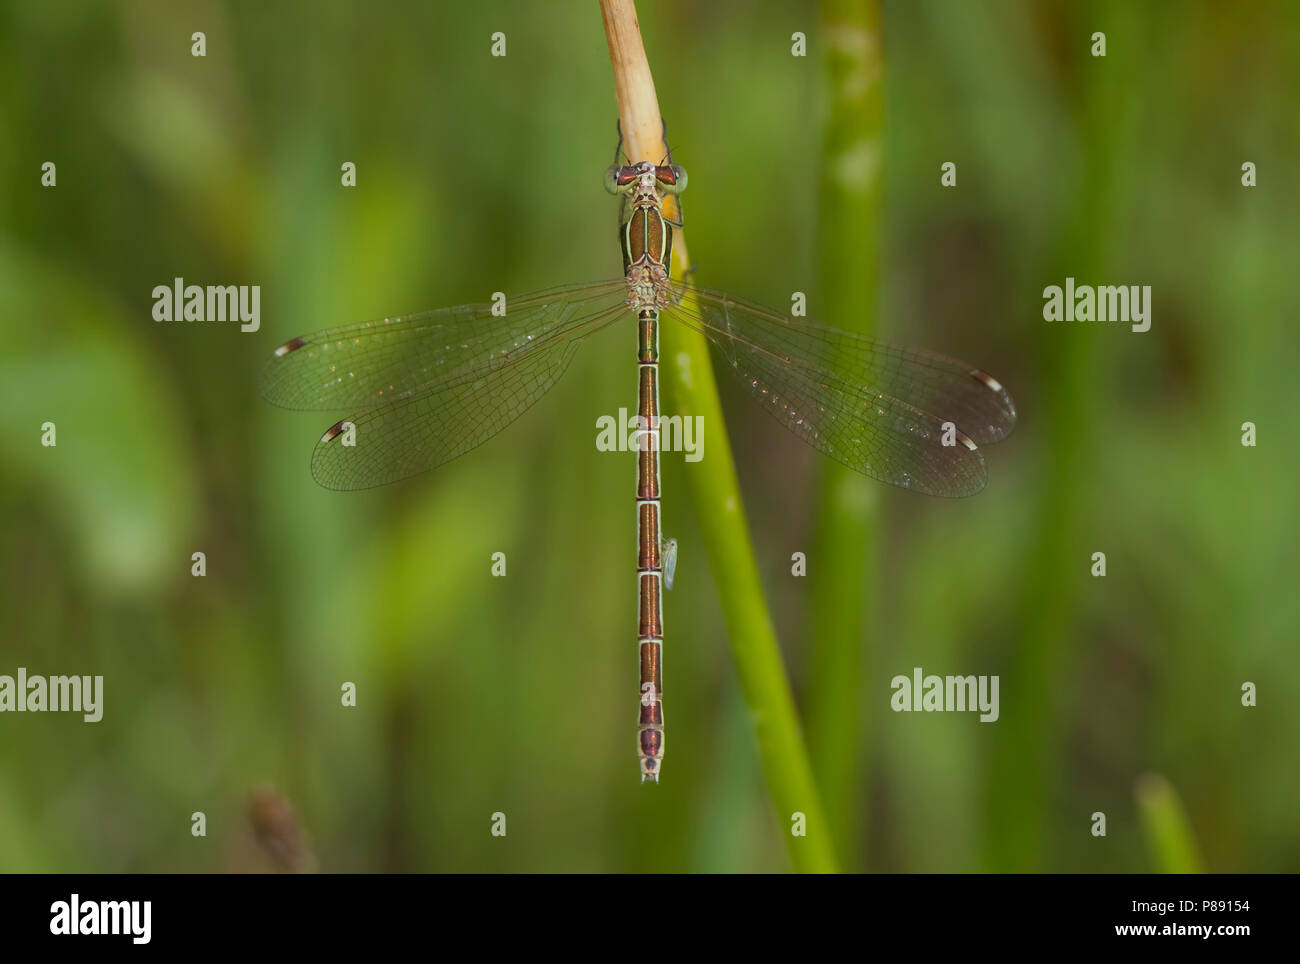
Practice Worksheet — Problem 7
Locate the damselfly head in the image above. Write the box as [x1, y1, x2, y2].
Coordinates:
[604, 160, 687, 198]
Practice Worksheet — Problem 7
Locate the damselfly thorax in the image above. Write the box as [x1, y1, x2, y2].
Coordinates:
[608, 159, 681, 307]
[260, 124, 1016, 783]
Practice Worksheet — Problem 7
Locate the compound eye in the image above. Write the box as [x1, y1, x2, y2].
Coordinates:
[656, 164, 687, 194]
[604, 164, 641, 193]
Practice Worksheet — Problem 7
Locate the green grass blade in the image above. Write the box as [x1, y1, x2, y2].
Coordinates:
[1137, 774, 1207, 874]
[806, 0, 884, 869]
[661, 286, 839, 874]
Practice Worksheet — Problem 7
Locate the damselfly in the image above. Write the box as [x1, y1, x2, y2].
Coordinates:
[260, 127, 1016, 782]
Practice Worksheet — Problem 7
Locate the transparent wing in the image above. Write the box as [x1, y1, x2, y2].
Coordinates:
[260, 279, 629, 411]
[676, 286, 1017, 445]
[664, 286, 1017, 498]
[311, 311, 623, 490]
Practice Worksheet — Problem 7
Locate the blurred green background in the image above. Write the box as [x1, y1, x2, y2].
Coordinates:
[1, 0, 1296, 872]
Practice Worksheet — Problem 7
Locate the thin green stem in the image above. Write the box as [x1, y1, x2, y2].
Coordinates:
[660, 309, 838, 873]
[984, 0, 1119, 870]
[806, 0, 883, 870]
